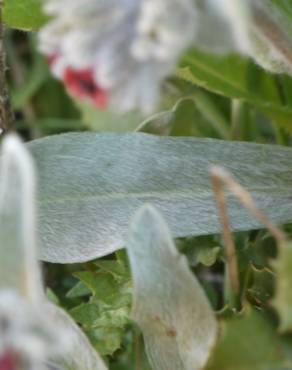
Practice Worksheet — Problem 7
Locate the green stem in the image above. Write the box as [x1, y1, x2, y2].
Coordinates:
[194, 90, 231, 140]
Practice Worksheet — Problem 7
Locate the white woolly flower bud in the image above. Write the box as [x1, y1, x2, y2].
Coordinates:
[39, 0, 196, 113]
[0, 291, 62, 370]
[0, 135, 107, 370]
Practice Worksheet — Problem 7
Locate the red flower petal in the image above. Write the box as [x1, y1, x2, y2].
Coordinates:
[46, 55, 108, 109]
[0, 350, 19, 370]
[64, 67, 108, 109]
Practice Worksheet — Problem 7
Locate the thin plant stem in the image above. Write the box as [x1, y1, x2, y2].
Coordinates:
[210, 166, 287, 247]
[210, 169, 240, 298]
[231, 99, 242, 141]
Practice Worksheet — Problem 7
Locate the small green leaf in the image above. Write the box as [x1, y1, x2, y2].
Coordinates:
[178, 236, 222, 267]
[127, 205, 218, 370]
[70, 303, 101, 329]
[70, 263, 131, 358]
[247, 267, 275, 306]
[66, 281, 91, 299]
[74, 272, 117, 304]
[88, 327, 124, 356]
[3, 0, 48, 31]
[94, 260, 129, 279]
[206, 308, 292, 370]
[272, 242, 292, 332]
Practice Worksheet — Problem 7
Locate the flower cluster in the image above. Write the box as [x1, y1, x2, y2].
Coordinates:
[39, 0, 196, 113]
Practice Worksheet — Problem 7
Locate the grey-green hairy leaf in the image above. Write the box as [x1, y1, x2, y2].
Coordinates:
[46, 303, 108, 370]
[127, 205, 217, 370]
[28, 132, 292, 263]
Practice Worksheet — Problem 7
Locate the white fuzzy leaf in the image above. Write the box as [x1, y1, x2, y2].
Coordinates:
[127, 205, 217, 370]
[0, 135, 42, 302]
[46, 303, 108, 370]
[28, 132, 292, 263]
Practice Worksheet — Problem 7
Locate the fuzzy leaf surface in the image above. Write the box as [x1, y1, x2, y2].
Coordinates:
[127, 205, 218, 370]
[28, 132, 292, 263]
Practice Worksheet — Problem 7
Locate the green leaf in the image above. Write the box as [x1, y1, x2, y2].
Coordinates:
[87, 327, 124, 356]
[11, 54, 50, 110]
[272, 241, 292, 332]
[3, 0, 48, 31]
[70, 303, 101, 329]
[74, 272, 117, 304]
[178, 236, 222, 267]
[179, 50, 280, 102]
[138, 96, 230, 139]
[179, 49, 292, 131]
[127, 205, 218, 370]
[28, 132, 292, 263]
[206, 308, 292, 370]
[94, 260, 130, 279]
[66, 281, 91, 299]
[247, 266, 275, 306]
[70, 261, 131, 357]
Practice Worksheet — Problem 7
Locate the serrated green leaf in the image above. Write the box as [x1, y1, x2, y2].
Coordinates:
[74, 272, 117, 304]
[87, 327, 124, 356]
[3, 0, 48, 31]
[178, 236, 222, 267]
[28, 132, 292, 263]
[92, 306, 130, 329]
[66, 281, 91, 299]
[247, 267, 275, 306]
[94, 261, 129, 279]
[206, 308, 292, 370]
[127, 205, 217, 370]
[70, 303, 100, 330]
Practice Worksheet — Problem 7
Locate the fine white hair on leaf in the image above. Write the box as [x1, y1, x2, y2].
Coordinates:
[0, 134, 43, 304]
[45, 302, 108, 370]
[0, 134, 108, 370]
[127, 204, 218, 370]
